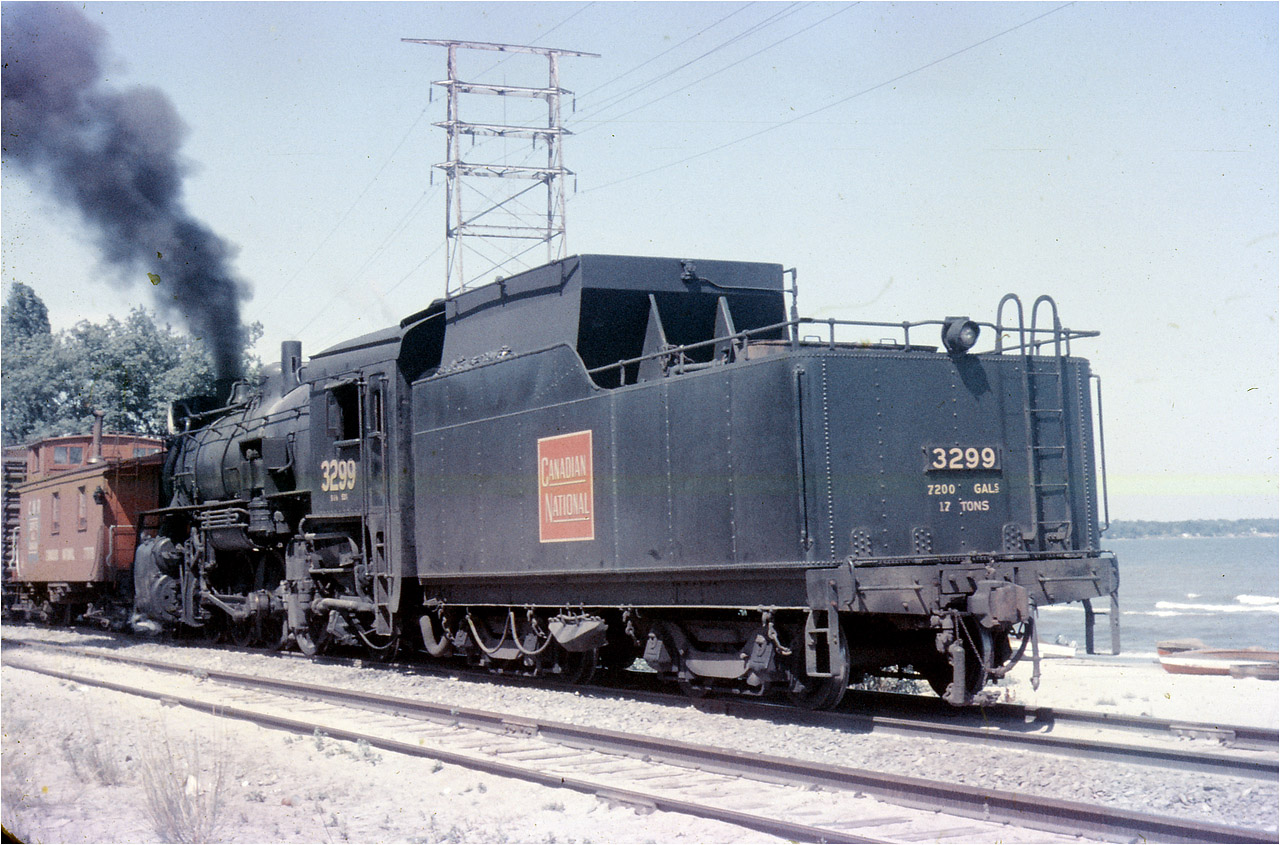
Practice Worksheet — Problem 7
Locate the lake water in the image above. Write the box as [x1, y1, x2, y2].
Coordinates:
[1034, 536, 1279, 655]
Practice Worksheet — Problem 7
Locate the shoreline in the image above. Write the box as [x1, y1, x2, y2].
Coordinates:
[1106, 533, 1279, 540]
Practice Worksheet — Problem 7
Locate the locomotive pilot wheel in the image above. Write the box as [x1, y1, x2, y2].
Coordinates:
[294, 611, 332, 657]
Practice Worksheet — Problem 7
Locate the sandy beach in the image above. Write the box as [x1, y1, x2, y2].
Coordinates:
[994, 650, 1279, 729]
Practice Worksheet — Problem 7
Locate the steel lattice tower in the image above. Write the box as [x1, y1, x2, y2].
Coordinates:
[403, 39, 598, 296]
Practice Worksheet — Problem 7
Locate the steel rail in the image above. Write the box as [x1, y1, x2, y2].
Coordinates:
[1, 657, 884, 845]
[6, 632, 1275, 777]
[704, 695, 1280, 781]
[3, 639, 1273, 845]
[834, 688, 1280, 750]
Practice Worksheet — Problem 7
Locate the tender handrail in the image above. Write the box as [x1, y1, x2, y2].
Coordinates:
[995, 293, 1026, 354]
[1030, 295, 1066, 358]
[585, 310, 1099, 381]
[1092, 374, 1111, 533]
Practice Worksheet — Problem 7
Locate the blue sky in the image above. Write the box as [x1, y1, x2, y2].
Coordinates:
[3, 1, 1277, 521]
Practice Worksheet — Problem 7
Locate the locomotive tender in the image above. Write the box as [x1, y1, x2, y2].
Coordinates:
[133, 254, 1119, 707]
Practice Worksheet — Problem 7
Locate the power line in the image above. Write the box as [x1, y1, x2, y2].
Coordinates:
[574, 3, 856, 135]
[576, 3, 806, 122]
[286, 187, 437, 340]
[575, 3, 755, 101]
[299, 233, 445, 348]
[468, 1, 597, 81]
[579, 2, 1076, 195]
[286, 3, 598, 341]
[256, 104, 432, 311]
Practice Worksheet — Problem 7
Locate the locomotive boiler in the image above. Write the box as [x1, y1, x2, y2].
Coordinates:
[132, 254, 1119, 708]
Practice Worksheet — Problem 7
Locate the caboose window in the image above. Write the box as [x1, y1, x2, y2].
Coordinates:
[78, 486, 88, 531]
[51, 491, 61, 534]
[133, 446, 160, 457]
[53, 445, 84, 465]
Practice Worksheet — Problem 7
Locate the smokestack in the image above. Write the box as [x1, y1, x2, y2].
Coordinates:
[1, 3, 249, 380]
[281, 341, 303, 394]
[89, 410, 105, 463]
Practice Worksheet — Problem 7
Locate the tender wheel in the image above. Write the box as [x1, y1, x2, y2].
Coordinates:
[787, 624, 851, 710]
[924, 651, 983, 701]
[357, 619, 401, 660]
[558, 648, 598, 685]
[677, 676, 709, 700]
[923, 622, 993, 703]
[598, 633, 639, 672]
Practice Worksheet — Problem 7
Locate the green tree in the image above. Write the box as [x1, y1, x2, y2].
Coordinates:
[2, 283, 262, 443]
[2, 282, 51, 340]
[2, 282, 59, 443]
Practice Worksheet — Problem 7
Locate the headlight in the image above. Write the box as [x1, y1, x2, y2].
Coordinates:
[942, 317, 980, 354]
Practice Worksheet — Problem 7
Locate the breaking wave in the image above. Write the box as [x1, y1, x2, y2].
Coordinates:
[1153, 598, 1278, 615]
[1034, 596, 1278, 617]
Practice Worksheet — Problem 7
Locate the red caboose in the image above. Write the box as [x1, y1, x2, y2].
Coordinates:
[7, 416, 164, 623]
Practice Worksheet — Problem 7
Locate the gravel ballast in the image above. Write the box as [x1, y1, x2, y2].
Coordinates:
[2, 624, 1276, 841]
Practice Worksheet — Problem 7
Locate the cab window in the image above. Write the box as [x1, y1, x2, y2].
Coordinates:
[327, 384, 360, 441]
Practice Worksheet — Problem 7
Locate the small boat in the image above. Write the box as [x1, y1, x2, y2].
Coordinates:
[1156, 638, 1207, 657]
[1159, 647, 1280, 677]
[1230, 663, 1280, 681]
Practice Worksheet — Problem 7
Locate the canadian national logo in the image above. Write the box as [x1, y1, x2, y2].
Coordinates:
[537, 430, 594, 543]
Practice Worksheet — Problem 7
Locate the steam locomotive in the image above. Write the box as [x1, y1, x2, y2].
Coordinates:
[39, 255, 1124, 708]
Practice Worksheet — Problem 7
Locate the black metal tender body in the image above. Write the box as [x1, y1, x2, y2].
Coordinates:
[134, 254, 1118, 708]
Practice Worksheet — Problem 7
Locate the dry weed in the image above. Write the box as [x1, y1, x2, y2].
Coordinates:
[137, 732, 229, 843]
[61, 715, 122, 786]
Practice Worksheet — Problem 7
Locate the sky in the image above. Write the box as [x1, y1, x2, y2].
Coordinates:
[2, 1, 1277, 522]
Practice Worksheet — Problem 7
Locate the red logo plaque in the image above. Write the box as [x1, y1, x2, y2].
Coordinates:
[537, 430, 594, 543]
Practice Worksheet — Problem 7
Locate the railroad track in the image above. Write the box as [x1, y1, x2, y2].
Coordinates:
[3, 636, 1274, 844]
[695, 690, 1280, 782]
[7, 625, 1278, 775]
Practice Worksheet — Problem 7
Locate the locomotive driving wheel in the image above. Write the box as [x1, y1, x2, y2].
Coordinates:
[229, 616, 262, 647]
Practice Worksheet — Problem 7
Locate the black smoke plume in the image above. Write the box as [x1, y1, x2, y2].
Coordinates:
[2, 2, 248, 379]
